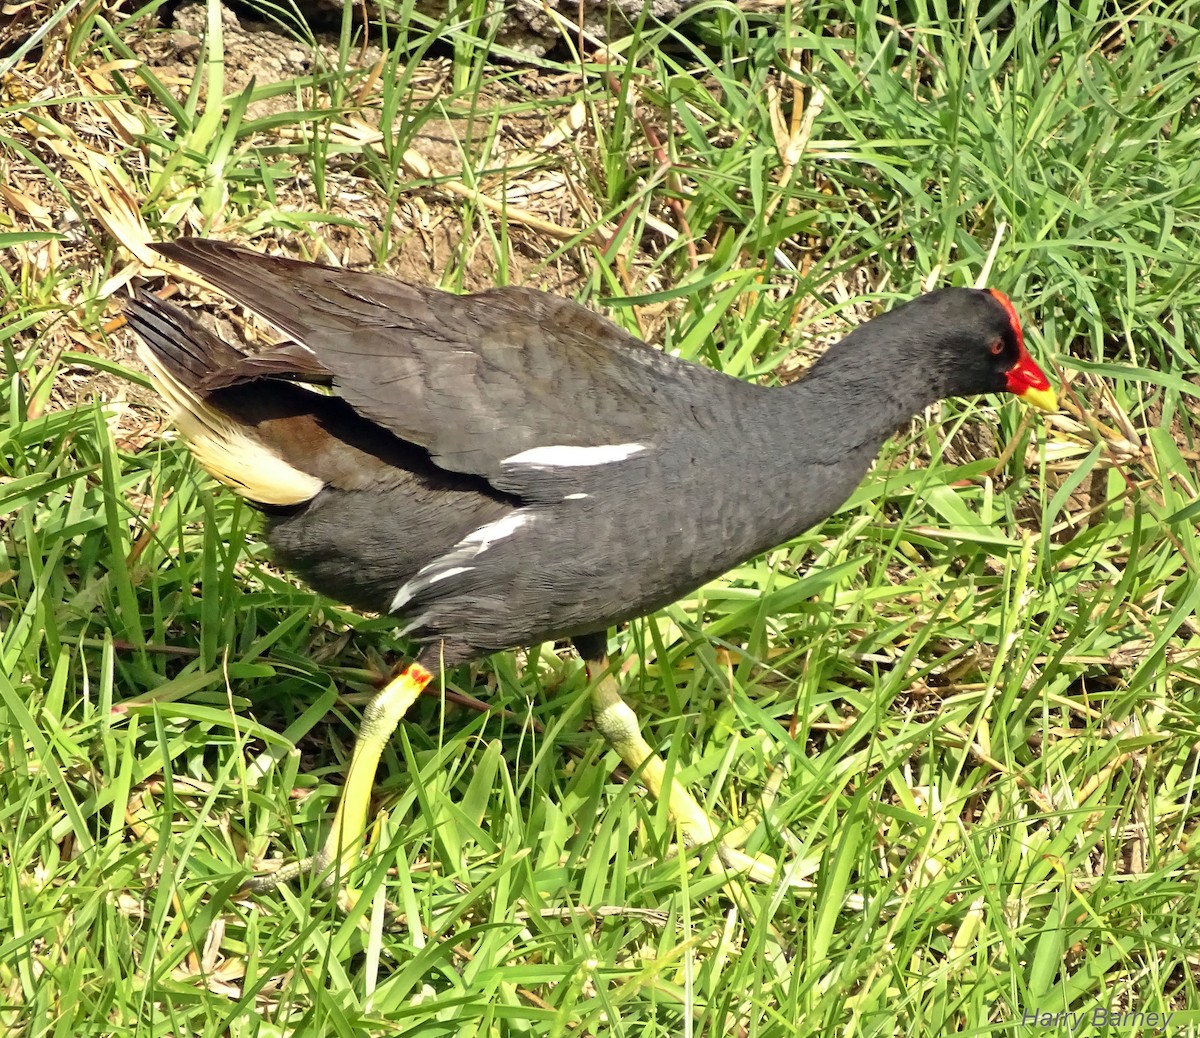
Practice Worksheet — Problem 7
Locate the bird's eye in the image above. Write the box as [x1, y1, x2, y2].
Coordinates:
[989, 339, 1005, 356]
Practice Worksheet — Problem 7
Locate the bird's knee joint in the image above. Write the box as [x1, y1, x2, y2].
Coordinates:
[594, 696, 639, 746]
[361, 694, 390, 728]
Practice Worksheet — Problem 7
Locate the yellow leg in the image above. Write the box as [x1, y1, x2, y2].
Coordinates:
[588, 659, 781, 883]
[243, 660, 433, 894]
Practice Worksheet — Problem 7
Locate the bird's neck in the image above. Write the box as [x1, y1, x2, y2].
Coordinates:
[775, 340, 941, 465]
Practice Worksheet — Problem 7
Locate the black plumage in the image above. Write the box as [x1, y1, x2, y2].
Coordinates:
[128, 239, 1056, 893]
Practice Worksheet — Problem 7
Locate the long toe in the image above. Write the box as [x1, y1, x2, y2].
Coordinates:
[588, 662, 800, 886]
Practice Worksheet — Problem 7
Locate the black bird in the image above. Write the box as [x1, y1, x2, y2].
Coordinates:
[127, 239, 1056, 892]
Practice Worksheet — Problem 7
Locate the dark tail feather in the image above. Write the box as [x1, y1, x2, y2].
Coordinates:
[125, 291, 247, 389]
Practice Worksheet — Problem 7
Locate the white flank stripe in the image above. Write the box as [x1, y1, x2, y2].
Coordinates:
[563, 493, 590, 500]
[426, 565, 473, 585]
[462, 511, 529, 547]
[390, 583, 417, 612]
[502, 443, 646, 467]
[389, 513, 532, 613]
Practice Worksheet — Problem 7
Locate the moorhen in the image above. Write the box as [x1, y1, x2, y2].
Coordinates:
[127, 239, 1056, 893]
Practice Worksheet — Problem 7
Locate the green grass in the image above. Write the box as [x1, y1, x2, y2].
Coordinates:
[3, 0, 1200, 1034]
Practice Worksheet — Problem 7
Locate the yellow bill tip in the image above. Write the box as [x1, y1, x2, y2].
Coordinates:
[1019, 385, 1058, 413]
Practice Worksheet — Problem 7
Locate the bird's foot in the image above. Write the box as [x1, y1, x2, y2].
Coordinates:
[588, 661, 806, 888]
[236, 659, 436, 913]
[240, 840, 402, 918]
[239, 855, 315, 895]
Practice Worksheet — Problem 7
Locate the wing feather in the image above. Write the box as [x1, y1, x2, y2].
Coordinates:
[152, 240, 733, 495]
